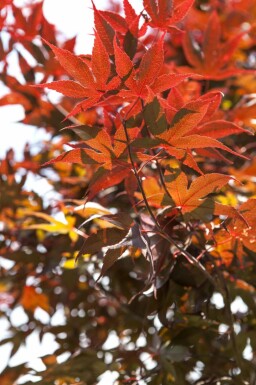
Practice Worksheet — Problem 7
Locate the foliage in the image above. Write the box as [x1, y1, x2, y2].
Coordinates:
[1, 0, 256, 384]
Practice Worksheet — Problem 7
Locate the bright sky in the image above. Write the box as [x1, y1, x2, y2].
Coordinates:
[43, 0, 111, 54]
[42, 0, 143, 53]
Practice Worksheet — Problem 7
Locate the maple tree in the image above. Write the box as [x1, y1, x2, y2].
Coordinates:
[1, 0, 256, 384]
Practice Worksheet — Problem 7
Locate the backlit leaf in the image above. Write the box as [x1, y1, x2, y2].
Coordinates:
[44, 40, 95, 88]
[42, 149, 104, 166]
[123, 0, 139, 36]
[114, 36, 134, 79]
[35, 80, 91, 98]
[92, 32, 111, 87]
[137, 37, 164, 92]
[92, 2, 115, 54]
[166, 171, 233, 214]
[20, 286, 50, 313]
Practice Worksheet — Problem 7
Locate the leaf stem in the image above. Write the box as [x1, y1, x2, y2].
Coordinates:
[140, 98, 175, 203]
[122, 114, 216, 288]
[121, 118, 160, 228]
[139, 98, 216, 286]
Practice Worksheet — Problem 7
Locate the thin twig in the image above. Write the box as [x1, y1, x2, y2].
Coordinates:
[121, 118, 160, 228]
[138, 99, 216, 286]
[121, 116, 216, 288]
[140, 98, 174, 202]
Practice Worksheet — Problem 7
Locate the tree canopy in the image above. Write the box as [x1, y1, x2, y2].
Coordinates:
[1, 0, 256, 384]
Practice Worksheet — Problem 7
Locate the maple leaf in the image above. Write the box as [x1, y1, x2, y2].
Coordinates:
[92, 31, 111, 89]
[143, 0, 194, 31]
[44, 41, 95, 88]
[73, 202, 111, 218]
[114, 36, 192, 110]
[191, 120, 249, 139]
[153, 92, 247, 171]
[135, 176, 166, 208]
[97, 10, 127, 35]
[211, 199, 256, 265]
[23, 212, 79, 242]
[181, 12, 255, 79]
[165, 171, 231, 213]
[227, 199, 256, 252]
[92, 1, 115, 54]
[137, 36, 165, 93]
[113, 35, 135, 81]
[35, 80, 93, 98]
[42, 122, 140, 172]
[230, 94, 256, 132]
[44, 147, 106, 166]
[98, 0, 140, 38]
[213, 240, 238, 266]
[135, 171, 241, 222]
[37, 21, 191, 118]
[114, 36, 165, 99]
[20, 286, 50, 313]
[78, 227, 130, 257]
[85, 166, 132, 200]
[35, 35, 120, 117]
[123, 0, 140, 36]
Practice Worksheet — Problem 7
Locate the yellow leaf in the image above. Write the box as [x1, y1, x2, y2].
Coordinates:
[74, 202, 111, 218]
[62, 252, 91, 269]
[62, 258, 77, 269]
[216, 191, 238, 207]
[36, 229, 45, 242]
[94, 218, 117, 228]
[24, 212, 78, 241]
[69, 230, 79, 242]
[66, 215, 76, 228]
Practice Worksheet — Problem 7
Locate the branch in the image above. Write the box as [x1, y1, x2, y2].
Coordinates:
[121, 115, 216, 288]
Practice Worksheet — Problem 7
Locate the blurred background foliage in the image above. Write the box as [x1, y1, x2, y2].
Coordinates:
[0, 0, 256, 384]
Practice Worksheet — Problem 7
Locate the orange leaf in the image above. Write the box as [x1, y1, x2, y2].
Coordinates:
[92, 2, 115, 55]
[151, 73, 191, 94]
[42, 149, 105, 166]
[183, 32, 203, 69]
[44, 40, 95, 88]
[136, 176, 165, 207]
[92, 32, 111, 88]
[228, 199, 256, 252]
[143, 0, 194, 29]
[114, 36, 133, 78]
[194, 120, 248, 139]
[20, 286, 50, 313]
[160, 100, 209, 141]
[137, 37, 164, 92]
[202, 12, 221, 69]
[166, 172, 233, 213]
[123, 0, 139, 36]
[35, 80, 91, 98]
[171, 134, 246, 158]
[86, 166, 131, 200]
